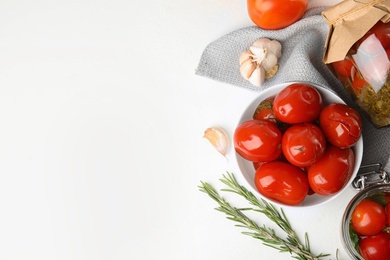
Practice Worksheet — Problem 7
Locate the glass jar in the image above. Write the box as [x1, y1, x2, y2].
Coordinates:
[342, 181, 390, 259]
[330, 21, 390, 128]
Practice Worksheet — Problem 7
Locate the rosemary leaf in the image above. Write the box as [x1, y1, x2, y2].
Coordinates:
[199, 172, 332, 260]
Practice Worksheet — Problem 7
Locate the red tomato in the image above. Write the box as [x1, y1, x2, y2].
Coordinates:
[234, 119, 282, 162]
[319, 103, 362, 148]
[253, 96, 276, 122]
[351, 72, 367, 93]
[282, 123, 326, 167]
[331, 56, 367, 94]
[247, 0, 308, 30]
[273, 83, 323, 124]
[253, 161, 266, 170]
[308, 145, 354, 195]
[372, 21, 390, 49]
[386, 203, 390, 226]
[307, 186, 315, 196]
[359, 232, 390, 260]
[332, 57, 355, 78]
[361, 21, 390, 50]
[253, 97, 290, 132]
[352, 200, 386, 236]
[253, 153, 287, 170]
[254, 161, 309, 205]
[383, 193, 390, 205]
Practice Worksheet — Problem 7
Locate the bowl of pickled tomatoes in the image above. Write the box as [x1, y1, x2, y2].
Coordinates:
[233, 82, 363, 207]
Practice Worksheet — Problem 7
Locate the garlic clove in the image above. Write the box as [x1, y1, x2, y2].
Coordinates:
[265, 64, 279, 79]
[249, 46, 267, 62]
[240, 59, 256, 80]
[267, 40, 282, 58]
[239, 50, 252, 65]
[252, 38, 282, 58]
[262, 53, 278, 72]
[203, 127, 229, 157]
[252, 38, 271, 48]
[248, 66, 265, 87]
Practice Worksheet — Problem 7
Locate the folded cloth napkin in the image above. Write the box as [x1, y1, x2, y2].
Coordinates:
[196, 7, 390, 173]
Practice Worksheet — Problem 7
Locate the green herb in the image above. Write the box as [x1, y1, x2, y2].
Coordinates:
[349, 223, 359, 253]
[366, 191, 389, 206]
[199, 172, 332, 260]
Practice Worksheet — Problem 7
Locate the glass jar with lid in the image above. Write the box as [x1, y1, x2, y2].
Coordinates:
[330, 21, 390, 128]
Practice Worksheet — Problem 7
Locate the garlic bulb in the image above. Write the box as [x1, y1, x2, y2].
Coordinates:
[239, 38, 282, 87]
[203, 127, 229, 157]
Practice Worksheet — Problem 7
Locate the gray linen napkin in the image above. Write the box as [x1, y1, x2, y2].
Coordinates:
[196, 7, 390, 173]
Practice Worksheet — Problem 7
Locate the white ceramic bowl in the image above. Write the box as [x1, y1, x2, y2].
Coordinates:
[234, 82, 363, 208]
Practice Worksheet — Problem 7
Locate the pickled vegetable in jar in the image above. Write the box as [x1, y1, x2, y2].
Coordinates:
[330, 21, 390, 128]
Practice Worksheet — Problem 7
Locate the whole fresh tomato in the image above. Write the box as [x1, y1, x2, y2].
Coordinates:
[234, 119, 282, 162]
[319, 103, 362, 148]
[387, 203, 390, 225]
[254, 161, 309, 205]
[282, 123, 326, 167]
[359, 232, 390, 260]
[273, 83, 323, 124]
[352, 199, 386, 236]
[247, 0, 308, 30]
[308, 145, 354, 195]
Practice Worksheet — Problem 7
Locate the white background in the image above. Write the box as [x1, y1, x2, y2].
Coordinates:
[0, 0, 359, 259]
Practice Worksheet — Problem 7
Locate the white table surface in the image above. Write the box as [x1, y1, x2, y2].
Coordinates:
[0, 0, 360, 259]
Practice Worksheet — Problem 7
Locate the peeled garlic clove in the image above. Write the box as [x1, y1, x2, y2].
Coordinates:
[248, 66, 265, 87]
[240, 59, 256, 80]
[239, 50, 252, 65]
[203, 127, 229, 157]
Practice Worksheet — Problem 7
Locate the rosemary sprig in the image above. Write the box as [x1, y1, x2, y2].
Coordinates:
[199, 172, 331, 260]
